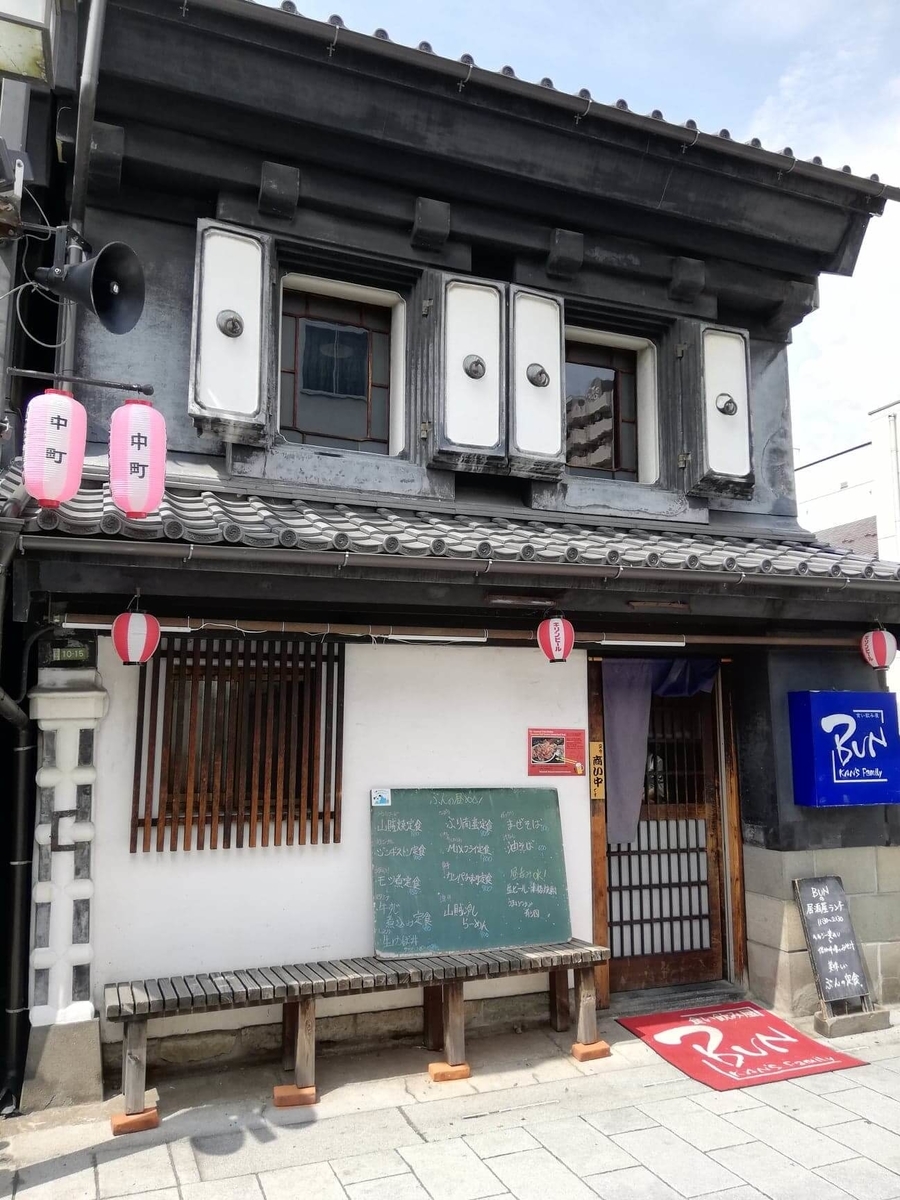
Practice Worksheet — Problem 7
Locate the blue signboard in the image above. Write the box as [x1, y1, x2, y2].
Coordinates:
[789, 691, 900, 807]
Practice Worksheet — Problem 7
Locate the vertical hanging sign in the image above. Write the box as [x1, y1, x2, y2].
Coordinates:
[589, 740, 606, 800]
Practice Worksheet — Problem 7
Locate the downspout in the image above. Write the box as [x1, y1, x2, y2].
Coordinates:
[57, 0, 108, 380]
[0, 533, 34, 1116]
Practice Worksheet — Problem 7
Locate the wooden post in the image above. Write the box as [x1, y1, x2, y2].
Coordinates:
[122, 1020, 148, 1114]
[548, 968, 570, 1031]
[442, 979, 465, 1065]
[427, 979, 470, 1081]
[282, 1000, 299, 1071]
[110, 1020, 159, 1135]
[570, 966, 610, 1062]
[273, 995, 318, 1107]
[720, 666, 747, 985]
[423, 984, 444, 1051]
[587, 658, 611, 1009]
[295, 995, 316, 1089]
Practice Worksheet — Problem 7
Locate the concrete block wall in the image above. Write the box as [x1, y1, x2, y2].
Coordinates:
[744, 843, 900, 1014]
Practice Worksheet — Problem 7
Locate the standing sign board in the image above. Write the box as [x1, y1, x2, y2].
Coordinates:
[793, 876, 869, 1006]
[788, 691, 900, 807]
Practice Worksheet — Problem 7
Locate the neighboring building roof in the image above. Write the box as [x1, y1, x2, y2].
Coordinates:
[815, 515, 879, 558]
[197, 0, 900, 203]
[3, 464, 899, 584]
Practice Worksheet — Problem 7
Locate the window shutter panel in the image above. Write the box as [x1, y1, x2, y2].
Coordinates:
[189, 221, 272, 445]
[509, 287, 565, 476]
[427, 274, 507, 468]
[694, 326, 753, 496]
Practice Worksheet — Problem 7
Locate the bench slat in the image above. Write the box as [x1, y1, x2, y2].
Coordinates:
[171, 976, 193, 1011]
[157, 978, 179, 1012]
[196, 974, 221, 1008]
[224, 971, 248, 1006]
[291, 963, 331, 995]
[104, 984, 121, 1020]
[184, 975, 207, 1009]
[257, 967, 286, 999]
[143, 979, 165, 1014]
[353, 957, 387, 987]
[117, 982, 135, 1018]
[130, 981, 150, 1016]
[236, 970, 261, 1004]
[344, 958, 376, 989]
[269, 966, 302, 998]
[248, 969, 275, 1002]
[209, 973, 234, 1007]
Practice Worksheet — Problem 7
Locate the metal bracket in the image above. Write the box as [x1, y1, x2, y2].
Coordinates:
[7, 368, 154, 396]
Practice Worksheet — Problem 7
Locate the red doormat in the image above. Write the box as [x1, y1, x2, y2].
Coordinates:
[618, 1001, 866, 1090]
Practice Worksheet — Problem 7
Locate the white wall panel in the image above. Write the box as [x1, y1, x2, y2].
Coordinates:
[443, 280, 503, 450]
[511, 290, 564, 462]
[702, 328, 751, 479]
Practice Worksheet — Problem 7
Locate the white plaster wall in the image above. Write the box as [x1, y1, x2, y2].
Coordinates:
[92, 641, 591, 1038]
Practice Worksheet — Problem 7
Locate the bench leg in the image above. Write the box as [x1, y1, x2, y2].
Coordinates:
[571, 966, 610, 1063]
[282, 1000, 299, 1071]
[273, 995, 318, 1107]
[111, 1020, 159, 1135]
[423, 984, 444, 1051]
[549, 968, 570, 1032]
[428, 979, 470, 1082]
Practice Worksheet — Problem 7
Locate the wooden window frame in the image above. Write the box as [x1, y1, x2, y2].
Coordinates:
[130, 637, 344, 852]
[280, 292, 392, 454]
[564, 340, 639, 481]
[279, 273, 408, 457]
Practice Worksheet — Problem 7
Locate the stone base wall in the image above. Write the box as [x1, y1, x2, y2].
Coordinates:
[100, 992, 550, 1083]
[744, 844, 900, 1014]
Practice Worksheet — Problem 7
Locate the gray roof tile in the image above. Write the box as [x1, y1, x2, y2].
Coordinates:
[3, 461, 900, 584]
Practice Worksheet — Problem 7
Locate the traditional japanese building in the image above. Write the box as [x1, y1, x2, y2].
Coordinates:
[1, 0, 899, 1112]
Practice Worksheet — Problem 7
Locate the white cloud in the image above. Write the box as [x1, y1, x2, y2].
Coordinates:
[741, 17, 900, 466]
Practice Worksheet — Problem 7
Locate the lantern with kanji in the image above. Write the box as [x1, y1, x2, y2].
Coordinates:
[537, 616, 575, 664]
[22, 389, 87, 508]
[860, 629, 897, 670]
[112, 611, 161, 665]
[108, 398, 167, 518]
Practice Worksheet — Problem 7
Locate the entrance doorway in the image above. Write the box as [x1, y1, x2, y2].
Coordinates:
[588, 661, 738, 996]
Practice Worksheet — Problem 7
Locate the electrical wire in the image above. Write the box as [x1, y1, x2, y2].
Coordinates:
[22, 187, 53, 240]
[15, 284, 69, 349]
[0, 282, 32, 306]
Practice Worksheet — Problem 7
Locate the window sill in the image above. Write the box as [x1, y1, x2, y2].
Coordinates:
[531, 475, 709, 524]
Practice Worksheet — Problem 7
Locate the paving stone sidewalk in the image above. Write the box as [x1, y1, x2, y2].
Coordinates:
[3, 1012, 900, 1200]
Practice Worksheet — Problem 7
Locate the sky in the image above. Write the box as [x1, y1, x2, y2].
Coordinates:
[269, 0, 899, 468]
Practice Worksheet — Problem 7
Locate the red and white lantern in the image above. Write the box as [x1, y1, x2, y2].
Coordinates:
[22, 389, 87, 508]
[537, 616, 575, 664]
[112, 611, 161, 665]
[860, 629, 897, 670]
[109, 398, 167, 518]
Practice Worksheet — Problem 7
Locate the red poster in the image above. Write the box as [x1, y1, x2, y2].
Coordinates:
[618, 1002, 864, 1090]
[528, 728, 587, 776]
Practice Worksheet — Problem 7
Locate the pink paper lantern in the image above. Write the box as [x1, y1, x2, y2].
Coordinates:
[109, 398, 167, 518]
[537, 616, 575, 664]
[22, 389, 87, 508]
[112, 611, 161, 665]
[860, 630, 897, 669]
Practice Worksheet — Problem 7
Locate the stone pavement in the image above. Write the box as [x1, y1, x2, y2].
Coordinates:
[3, 1011, 900, 1200]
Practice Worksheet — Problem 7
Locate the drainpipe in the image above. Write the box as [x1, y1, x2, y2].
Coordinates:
[0, 532, 33, 1116]
[57, 0, 107, 381]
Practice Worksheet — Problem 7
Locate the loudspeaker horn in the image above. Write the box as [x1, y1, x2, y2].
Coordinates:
[34, 242, 145, 335]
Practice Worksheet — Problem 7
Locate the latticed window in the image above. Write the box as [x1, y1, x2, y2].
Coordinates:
[130, 637, 344, 852]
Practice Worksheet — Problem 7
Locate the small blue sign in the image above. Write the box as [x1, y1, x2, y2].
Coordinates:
[789, 691, 900, 807]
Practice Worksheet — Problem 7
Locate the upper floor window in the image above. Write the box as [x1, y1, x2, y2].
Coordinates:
[564, 327, 659, 486]
[280, 274, 407, 456]
[565, 341, 638, 480]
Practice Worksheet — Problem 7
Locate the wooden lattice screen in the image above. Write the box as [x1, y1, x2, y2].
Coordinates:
[130, 637, 344, 852]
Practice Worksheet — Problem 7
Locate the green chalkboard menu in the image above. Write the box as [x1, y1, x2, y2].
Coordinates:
[370, 787, 572, 956]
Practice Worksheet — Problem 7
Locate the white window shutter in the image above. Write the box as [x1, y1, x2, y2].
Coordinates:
[189, 221, 272, 445]
[509, 288, 565, 476]
[431, 277, 506, 466]
[698, 326, 753, 492]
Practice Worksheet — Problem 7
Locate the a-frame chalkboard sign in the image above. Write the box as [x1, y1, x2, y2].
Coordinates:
[793, 876, 874, 1017]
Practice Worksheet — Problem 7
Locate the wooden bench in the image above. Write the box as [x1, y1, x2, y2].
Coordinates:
[104, 938, 610, 1134]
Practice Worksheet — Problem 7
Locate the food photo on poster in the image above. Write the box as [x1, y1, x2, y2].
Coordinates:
[527, 728, 587, 776]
